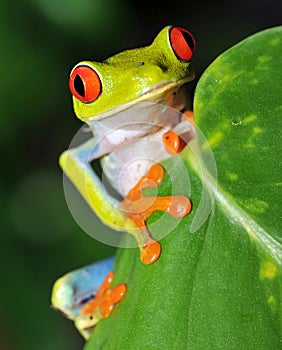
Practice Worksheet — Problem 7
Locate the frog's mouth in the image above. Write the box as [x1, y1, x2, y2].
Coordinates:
[90, 75, 194, 121]
[140, 75, 194, 101]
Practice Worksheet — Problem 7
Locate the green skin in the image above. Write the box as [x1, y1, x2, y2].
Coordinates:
[53, 25, 195, 337]
[72, 26, 195, 120]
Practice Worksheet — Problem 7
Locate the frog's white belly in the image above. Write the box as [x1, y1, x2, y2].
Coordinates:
[89, 102, 193, 197]
[90, 102, 181, 145]
[100, 127, 171, 197]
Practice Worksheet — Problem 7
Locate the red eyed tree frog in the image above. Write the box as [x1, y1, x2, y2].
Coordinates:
[51, 25, 196, 339]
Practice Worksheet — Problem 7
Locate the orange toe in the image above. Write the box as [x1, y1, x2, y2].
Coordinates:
[163, 130, 188, 154]
[141, 240, 161, 265]
[167, 195, 192, 218]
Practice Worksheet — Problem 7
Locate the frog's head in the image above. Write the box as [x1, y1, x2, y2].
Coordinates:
[69, 25, 196, 121]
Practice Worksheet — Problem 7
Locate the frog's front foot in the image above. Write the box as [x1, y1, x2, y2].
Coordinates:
[121, 163, 192, 265]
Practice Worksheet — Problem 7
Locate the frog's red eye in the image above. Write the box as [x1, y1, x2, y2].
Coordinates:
[169, 27, 196, 62]
[69, 65, 101, 103]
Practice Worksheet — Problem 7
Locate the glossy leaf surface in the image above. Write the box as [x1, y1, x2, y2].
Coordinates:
[85, 27, 282, 349]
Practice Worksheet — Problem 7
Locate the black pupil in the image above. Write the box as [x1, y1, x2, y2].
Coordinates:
[74, 74, 85, 97]
[181, 30, 194, 52]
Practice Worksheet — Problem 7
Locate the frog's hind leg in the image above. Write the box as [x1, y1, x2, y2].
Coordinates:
[121, 163, 192, 264]
[81, 272, 127, 317]
[75, 271, 127, 339]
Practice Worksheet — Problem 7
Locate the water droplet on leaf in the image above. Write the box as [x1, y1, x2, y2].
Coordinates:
[230, 118, 242, 126]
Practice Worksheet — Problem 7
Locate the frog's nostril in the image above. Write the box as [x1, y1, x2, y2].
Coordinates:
[74, 75, 85, 97]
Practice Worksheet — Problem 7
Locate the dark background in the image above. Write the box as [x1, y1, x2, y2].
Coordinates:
[1, 1, 281, 349]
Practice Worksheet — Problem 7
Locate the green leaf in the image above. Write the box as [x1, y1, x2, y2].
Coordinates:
[85, 27, 282, 349]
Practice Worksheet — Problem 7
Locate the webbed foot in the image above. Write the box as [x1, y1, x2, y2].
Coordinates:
[75, 272, 126, 339]
[121, 163, 192, 264]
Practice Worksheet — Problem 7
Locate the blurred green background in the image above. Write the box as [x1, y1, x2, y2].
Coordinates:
[0, 0, 281, 349]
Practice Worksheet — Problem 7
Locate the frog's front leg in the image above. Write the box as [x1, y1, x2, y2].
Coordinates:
[60, 137, 161, 264]
[59, 137, 127, 230]
[119, 115, 194, 263]
[121, 164, 192, 264]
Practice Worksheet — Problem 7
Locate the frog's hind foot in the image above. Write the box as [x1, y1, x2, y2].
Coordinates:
[76, 272, 127, 339]
[121, 163, 192, 265]
[81, 272, 127, 318]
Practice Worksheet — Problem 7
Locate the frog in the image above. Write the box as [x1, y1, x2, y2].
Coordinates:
[63, 25, 196, 264]
[51, 25, 196, 339]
